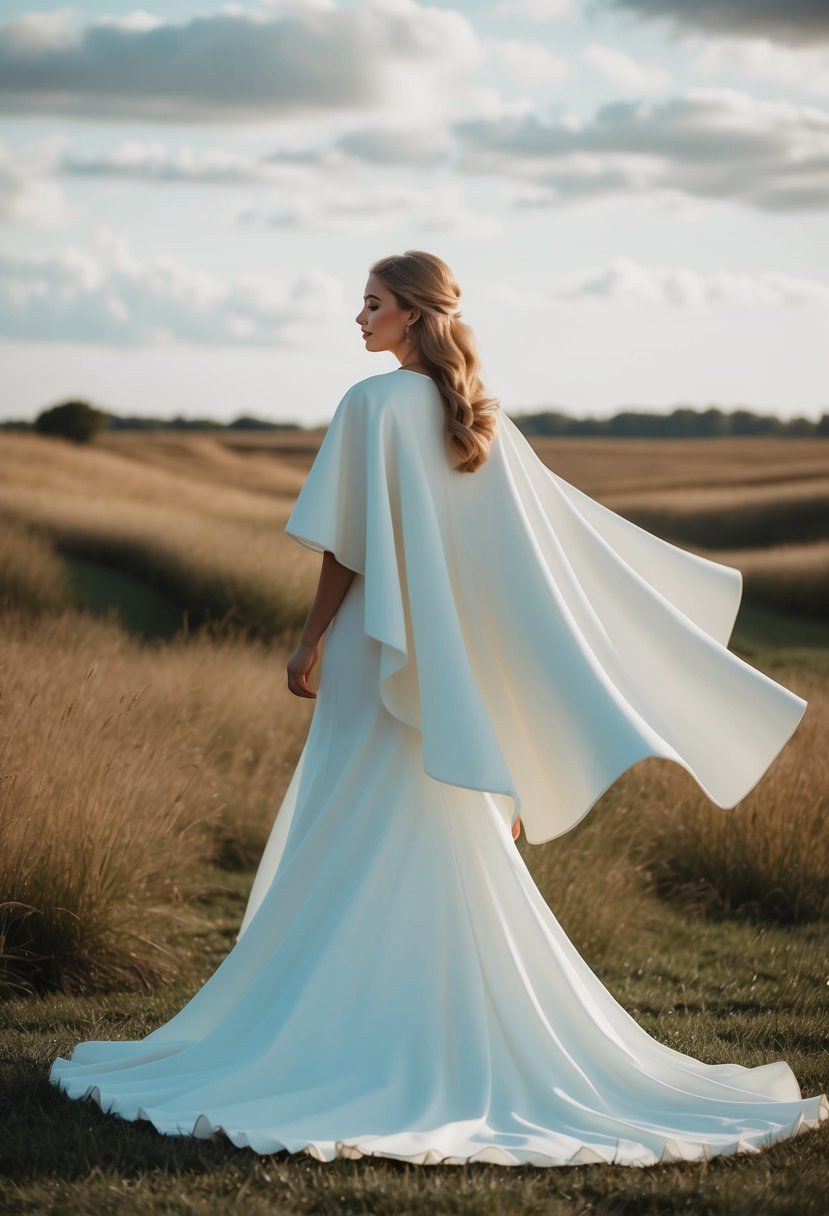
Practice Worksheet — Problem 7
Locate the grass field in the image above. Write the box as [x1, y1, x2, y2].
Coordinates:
[1, 424, 827, 1214]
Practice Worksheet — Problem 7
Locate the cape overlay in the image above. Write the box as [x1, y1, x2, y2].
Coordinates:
[283, 368, 806, 847]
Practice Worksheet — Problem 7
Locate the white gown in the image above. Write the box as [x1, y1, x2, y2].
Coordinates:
[50, 369, 828, 1166]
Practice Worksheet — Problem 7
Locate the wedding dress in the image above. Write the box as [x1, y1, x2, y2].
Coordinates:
[50, 368, 828, 1167]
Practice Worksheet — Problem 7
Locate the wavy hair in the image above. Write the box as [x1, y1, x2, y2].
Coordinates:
[369, 250, 499, 474]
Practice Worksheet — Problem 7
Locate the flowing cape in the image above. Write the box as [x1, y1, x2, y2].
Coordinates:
[285, 369, 806, 845]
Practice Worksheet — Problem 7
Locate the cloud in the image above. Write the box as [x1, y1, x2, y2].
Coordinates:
[0, 136, 67, 224]
[335, 125, 452, 168]
[492, 0, 574, 21]
[485, 37, 571, 85]
[0, 2, 482, 123]
[0, 230, 346, 345]
[487, 256, 829, 307]
[242, 180, 499, 236]
[60, 140, 310, 185]
[581, 43, 672, 93]
[690, 38, 829, 99]
[598, 0, 829, 47]
[455, 89, 829, 213]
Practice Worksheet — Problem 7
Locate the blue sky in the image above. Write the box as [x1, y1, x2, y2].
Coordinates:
[1, 0, 827, 425]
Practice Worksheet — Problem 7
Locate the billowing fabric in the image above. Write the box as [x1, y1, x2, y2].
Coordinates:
[284, 368, 806, 844]
[49, 368, 827, 1167]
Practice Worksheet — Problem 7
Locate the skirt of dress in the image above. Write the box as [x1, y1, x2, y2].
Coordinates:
[49, 573, 828, 1168]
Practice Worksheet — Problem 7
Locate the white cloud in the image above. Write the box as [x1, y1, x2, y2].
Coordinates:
[12, 81, 829, 224]
[240, 181, 499, 237]
[486, 38, 571, 85]
[456, 89, 829, 213]
[0, 1, 484, 124]
[492, 0, 574, 21]
[258, 0, 337, 11]
[61, 140, 302, 185]
[0, 230, 346, 345]
[88, 10, 166, 34]
[335, 124, 452, 168]
[581, 43, 673, 93]
[487, 256, 829, 308]
[0, 136, 67, 225]
[690, 38, 829, 99]
[0, 7, 78, 52]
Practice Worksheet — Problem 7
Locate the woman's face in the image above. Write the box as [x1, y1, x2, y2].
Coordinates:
[355, 273, 417, 358]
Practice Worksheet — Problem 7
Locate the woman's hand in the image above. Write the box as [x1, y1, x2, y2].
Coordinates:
[287, 552, 356, 700]
[512, 815, 522, 842]
[287, 639, 321, 699]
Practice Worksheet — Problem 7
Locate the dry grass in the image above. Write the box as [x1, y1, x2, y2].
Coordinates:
[520, 660, 828, 950]
[625, 664, 829, 923]
[0, 607, 312, 996]
[611, 480, 829, 551]
[0, 518, 74, 615]
[523, 434, 829, 498]
[710, 541, 829, 620]
[518, 804, 660, 963]
[0, 433, 318, 638]
[100, 431, 309, 500]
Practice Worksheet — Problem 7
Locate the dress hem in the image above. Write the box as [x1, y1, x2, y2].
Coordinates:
[51, 1076, 829, 1170]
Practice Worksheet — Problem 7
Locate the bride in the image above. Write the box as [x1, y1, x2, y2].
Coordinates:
[50, 250, 828, 1167]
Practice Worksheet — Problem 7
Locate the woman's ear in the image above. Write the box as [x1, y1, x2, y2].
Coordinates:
[408, 307, 421, 325]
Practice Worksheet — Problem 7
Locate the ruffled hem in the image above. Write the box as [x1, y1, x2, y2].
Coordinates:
[52, 1077, 829, 1170]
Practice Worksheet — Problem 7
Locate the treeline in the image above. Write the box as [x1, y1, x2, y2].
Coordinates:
[2, 400, 826, 441]
[106, 413, 302, 432]
[0, 405, 302, 437]
[510, 406, 829, 438]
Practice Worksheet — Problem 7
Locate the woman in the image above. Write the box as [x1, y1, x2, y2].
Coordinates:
[50, 250, 827, 1167]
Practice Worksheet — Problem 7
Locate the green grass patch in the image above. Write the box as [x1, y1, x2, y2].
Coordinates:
[64, 553, 185, 641]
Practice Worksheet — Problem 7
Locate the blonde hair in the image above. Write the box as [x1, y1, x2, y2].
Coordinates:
[369, 250, 499, 473]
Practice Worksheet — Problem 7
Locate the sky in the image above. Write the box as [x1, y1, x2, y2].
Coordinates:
[0, 0, 827, 427]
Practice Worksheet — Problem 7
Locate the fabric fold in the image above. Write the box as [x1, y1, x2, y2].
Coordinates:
[285, 369, 806, 844]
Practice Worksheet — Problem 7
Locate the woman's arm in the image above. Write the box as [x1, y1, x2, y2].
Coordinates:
[286, 550, 357, 698]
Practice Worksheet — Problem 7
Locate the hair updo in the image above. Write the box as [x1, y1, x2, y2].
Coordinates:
[368, 250, 499, 474]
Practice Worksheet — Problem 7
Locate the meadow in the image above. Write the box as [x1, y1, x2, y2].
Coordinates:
[1, 424, 827, 1214]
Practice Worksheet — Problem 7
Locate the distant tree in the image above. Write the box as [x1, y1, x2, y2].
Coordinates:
[786, 416, 816, 436]
[816, 413, 829, 437]
[665, 408, 700, 438]
[697, 407, 728, 437]
[610, 411, 666, 437]
[229, 415, 278, 431]
[517, 410, 574, 437]
[730, 408, 779, 436]
[34, 399, 109, 444]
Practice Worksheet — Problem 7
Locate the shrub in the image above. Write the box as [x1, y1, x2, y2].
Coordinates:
[34, 400, 109, 444]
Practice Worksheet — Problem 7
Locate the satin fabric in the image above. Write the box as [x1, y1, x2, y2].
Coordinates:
[49, 369, 827, 1165]
[283, 369, 807, 843]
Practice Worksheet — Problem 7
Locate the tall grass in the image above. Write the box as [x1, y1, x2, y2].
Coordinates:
[0, 608, 312, 996]
[621, 665, 829, 923]
[0, 518, 74, 614]
[519, 803, 659, 963]
[716, 542, 829, 620]
[617, 482, 829, 551]
[521, 662, 829, 936]
[0, 433, 317, 639]
[528, 435, 828, 498]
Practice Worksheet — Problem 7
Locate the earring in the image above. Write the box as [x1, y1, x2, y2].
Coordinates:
[404, 324, 412, 344]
